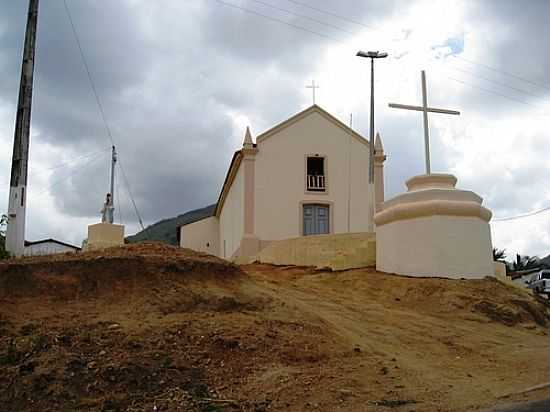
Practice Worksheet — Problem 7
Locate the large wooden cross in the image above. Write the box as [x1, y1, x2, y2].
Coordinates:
[388, 70, 460, 174]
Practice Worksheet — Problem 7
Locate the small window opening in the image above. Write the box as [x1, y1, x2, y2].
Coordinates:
[307, 156, 325, 191]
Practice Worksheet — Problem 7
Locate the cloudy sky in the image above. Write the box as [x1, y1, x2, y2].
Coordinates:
[0, 0, 549, 258]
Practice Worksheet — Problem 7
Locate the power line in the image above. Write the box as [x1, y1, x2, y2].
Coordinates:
[63, 0, 145, 231]
[493, 205, 550, 222]
[210, 0, 345, 43]
[33, 151, 108, 197]
[117, 158, 146, 231]
[453, 55, 550, 92]
[447, 77, 550, 115]
[115, 166, 124, 225]
[284, 0, 378, 31]
[40, 148, 110, 172]
[213, 0, 550, 112]
[247, 0, 357, 36]
[278, 1, 550, 98]
[449, 66, 545, 99]
[63, 0, 116, 147]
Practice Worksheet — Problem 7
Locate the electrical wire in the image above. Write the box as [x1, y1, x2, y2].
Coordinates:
[452, 55, 550, 92]
[447, 77, 550, 115]
[284, 0, 378, 31]
[280, 0, 550, 93]
[210, 0, 550, 113]
[492, 206, 550, 222]
[449, 66, 545, 99]
[61, 0, 550, 228]
[115, 165, 124, 225]
[41, 148, 110, 171]
[247, 0, 357, 36]
[32, 150, 108, 198]
[63, 0, 146, 231]
[210, 0, 345, 43]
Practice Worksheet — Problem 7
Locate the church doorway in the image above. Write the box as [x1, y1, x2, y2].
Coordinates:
[303, 204, 330, 236]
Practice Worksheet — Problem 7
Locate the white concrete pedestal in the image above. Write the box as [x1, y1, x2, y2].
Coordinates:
[85, 222, 125, 251]
[375, 174, 493, 279]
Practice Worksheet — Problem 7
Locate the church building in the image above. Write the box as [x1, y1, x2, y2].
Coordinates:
[178, 105, 386, 261]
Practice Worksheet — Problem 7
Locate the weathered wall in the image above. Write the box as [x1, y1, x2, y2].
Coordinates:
[24, 242, 78, 256]
[254, 110, 372, 242]
[180, 216, 219, 256]
[219, 164, 244, 258]
[254, 232, 376, 270]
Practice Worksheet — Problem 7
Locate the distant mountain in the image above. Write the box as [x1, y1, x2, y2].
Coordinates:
[538, 254, 550, 269]
[127, 204, 216, 246]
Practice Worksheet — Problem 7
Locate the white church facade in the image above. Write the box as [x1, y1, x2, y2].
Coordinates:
[179, 105, 386, 261]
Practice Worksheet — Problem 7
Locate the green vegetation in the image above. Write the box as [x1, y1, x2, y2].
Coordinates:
[0, 214, 10, 260]
[493, 247, 547, 274]
[126, 204, 215, 246]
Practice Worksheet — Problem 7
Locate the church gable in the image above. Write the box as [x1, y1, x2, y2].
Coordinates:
[256, 105, 370, 148]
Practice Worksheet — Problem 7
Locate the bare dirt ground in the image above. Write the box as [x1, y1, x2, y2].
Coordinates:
[1, 242, 549, 411]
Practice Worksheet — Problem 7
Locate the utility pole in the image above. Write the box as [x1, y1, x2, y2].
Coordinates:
[356, 50, 388, 231]
[6, 0, 40, 257]
[110, 145, 117, 209]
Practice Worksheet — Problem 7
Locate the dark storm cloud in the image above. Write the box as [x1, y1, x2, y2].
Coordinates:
[465, 0, 550, 88]
[0, 0, 401, 232]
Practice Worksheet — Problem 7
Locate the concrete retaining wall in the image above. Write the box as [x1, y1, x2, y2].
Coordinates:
[254, 232, 375, 270]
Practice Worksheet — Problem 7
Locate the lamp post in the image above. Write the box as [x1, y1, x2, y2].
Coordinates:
[357, 50, 387, 231]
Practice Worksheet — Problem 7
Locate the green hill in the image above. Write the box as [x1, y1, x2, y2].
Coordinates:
[127, 204, 215, 246]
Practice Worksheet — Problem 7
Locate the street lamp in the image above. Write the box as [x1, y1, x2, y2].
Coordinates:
[357, 50, 387, 231]
[356, 50, 388, 183]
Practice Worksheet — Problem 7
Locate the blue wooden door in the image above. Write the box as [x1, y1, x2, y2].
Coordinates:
[303, 204, 329, 235]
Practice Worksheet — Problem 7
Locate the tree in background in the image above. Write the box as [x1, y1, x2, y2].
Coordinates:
[493, 248, 509, 274]
[510, 253, 539, 272]
[493, 248, 507, 262]
[0, 214, 9, 259]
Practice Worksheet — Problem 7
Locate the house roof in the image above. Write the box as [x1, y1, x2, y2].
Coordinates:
[24, 238, 81, 250]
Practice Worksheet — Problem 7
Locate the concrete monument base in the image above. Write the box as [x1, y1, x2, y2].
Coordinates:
[86, 222, 125, 251]
[375, 174, 493, 279]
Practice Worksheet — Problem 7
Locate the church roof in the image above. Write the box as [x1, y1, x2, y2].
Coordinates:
[214, 149, 244, 216]
[256, 104, 369, 147]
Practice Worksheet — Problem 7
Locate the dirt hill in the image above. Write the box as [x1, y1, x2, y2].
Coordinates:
[1, 243, 549, 412]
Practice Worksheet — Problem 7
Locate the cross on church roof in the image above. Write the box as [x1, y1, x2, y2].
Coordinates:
[388, 70, 460, 175]
[306, 80, 319, 105]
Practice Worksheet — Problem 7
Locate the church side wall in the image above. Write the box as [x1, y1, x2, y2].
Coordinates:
[180, 216, 220, 257]
[219, 164, 244, 258]
[254, 111, 371, 242]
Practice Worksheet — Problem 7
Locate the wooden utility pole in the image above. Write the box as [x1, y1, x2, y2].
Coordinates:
[6, 0, 40, 256]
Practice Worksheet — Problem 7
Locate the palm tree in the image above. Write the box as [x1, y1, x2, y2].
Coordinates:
[511, 254, 539, 272]
[493, 248, 507, 262]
